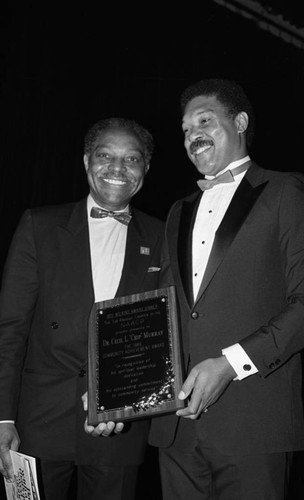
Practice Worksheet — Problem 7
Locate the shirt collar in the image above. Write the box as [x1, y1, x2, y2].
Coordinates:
[205, 155, 251, 180]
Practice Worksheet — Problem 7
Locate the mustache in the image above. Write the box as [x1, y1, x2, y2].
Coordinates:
[189, 139, 213, 154]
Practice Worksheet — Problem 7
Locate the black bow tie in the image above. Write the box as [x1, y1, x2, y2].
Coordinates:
[90, 207, 132, 225]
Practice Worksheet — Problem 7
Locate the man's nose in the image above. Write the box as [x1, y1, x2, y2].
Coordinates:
[109, 158, 126, 171]
[188, 127, 202, 143]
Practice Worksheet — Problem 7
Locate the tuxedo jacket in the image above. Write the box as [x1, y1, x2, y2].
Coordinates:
[0, 198, 165, 466]
[149, 163, 304, 455]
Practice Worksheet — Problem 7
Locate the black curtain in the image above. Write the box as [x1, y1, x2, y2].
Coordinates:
[1, 2, 304, 276]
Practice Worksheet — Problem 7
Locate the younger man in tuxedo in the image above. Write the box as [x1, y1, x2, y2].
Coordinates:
[149, 78, 304, 499]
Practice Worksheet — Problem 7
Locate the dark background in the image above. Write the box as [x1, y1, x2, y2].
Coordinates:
[1, 1, 304, 498]
[1, 1, 304, 274]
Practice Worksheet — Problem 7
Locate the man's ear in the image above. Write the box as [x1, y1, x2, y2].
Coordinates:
[84, 154, 89, 172]
[235, 112, 249, 134]
[145, 163, 150, 174]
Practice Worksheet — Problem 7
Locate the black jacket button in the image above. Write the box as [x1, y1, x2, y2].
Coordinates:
[51, 321, 59, 329]
[79, 369, 86, 377]
[191, 311, 199, 319]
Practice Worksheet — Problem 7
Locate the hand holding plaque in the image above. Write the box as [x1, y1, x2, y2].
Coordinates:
[87, 286, 184, 424]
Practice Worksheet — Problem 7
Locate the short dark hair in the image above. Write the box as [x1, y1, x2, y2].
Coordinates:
[180, 78, 255, 147]
[84, 117, 154, 163]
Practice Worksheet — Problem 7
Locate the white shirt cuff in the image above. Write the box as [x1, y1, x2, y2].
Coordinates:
[0, 420, 15, 424]
[222, 343, 258, 380]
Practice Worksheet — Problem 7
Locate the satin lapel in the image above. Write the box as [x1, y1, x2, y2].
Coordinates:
[115, 210, 157, 297]
[55, 199, 94, 310]
[175, 192, 202, 307]
[195, 172, 268, 302]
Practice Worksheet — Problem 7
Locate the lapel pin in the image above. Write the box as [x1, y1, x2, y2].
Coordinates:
[140, 246, 150, 255]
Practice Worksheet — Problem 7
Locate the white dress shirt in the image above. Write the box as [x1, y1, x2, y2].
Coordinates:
[192, 156, 258, 380]
[87, 194, 128, 303]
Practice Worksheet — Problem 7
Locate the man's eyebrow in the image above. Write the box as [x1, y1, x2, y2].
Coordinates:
[182, 109, 213, 124]
[93, 145, 143, 155]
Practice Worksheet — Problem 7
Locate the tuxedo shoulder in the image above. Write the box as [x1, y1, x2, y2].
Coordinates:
[26, 200, 83, 223]
[170, 191, 199, 207]
[259, 170, 304, 195]
[253, 164, 304, 183]
[30, 200, 80, 215]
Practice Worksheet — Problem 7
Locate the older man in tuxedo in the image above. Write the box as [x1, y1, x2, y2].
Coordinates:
[149, 78, 304, 500]
[0, 117, 164, 500]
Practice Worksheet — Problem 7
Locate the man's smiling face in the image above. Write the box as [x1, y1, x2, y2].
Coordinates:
[182, 95, 247, 176]
[84, 127, 149, 211]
